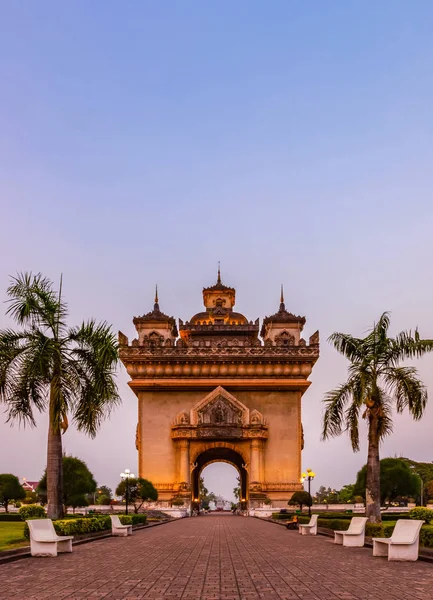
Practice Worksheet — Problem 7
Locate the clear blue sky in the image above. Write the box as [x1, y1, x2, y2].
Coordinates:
[1, 2, 433, 500]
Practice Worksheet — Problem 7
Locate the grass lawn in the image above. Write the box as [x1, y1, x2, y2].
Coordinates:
[0, 522, 27, 551]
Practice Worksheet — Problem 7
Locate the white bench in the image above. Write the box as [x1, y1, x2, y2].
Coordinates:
[27, 519, 73, 557]
[372, 519, 424, 561]
[110, 515, 133, 536]
[298, 514, 318, 536]
[334, 517, 368, 547]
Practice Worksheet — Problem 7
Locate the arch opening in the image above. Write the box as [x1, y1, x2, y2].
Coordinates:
[201, 462, 239, 508]
[191, 447, 248, 509]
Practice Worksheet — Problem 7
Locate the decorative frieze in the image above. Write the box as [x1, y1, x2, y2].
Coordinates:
[121, 360, 316, 379]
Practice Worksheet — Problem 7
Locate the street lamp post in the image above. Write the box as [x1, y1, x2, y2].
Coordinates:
[120, 468, 135, 515]
[300, 468, 316, 517]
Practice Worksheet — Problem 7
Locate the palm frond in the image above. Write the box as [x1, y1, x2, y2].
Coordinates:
[327, 332, 364, 362]
[67, 320, 119, 437]
[383, 365, 427, 419]
[388, 329, 433, 363]
[322, 378, 358, 440]
[374, 389, 393, 440]
[6, 272, 67, 336]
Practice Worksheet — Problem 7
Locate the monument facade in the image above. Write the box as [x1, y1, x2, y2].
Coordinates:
[119, 271, 319, 509]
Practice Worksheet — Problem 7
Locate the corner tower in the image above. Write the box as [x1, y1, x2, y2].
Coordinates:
[119, 274, 319, 510]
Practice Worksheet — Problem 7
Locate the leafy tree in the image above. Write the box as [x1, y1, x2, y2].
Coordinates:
[0, 474, 26, 512]
[338, 484, 356, 503]
[116, 478, 158, 513]
[38, 455, 97, 511]
[22, 490, 39, 504]
[95, 485, 112, 505]
[400, 458, 433, 487]
[233, 476, 241, 501]
[425, 481, 433, 503]
[322, 313, 433, 522]
[199, 476, 217, 509]
[0, 273, 120, 519]
[289, 491, 312, 511]
[199, 477, 208, 498]
[314, 485, 327, 503]
[354, 458, 420, 506]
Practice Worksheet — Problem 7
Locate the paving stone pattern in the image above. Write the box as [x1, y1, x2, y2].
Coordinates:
[1, 515, 432, 600]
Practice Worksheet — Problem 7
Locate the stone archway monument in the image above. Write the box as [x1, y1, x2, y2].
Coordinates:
[119, 272, 319, 509]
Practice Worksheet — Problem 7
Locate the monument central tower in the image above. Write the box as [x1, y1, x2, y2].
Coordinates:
[119, 271, 319, 510]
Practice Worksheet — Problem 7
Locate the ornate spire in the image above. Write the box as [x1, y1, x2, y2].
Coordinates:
[154, 285, 159, 311]
[279, 284, 285, 311]
[217, 261, 221, 285]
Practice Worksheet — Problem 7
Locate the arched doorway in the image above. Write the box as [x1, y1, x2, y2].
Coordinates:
[191, 447, 248, 509]
[201, 462, 239, 509]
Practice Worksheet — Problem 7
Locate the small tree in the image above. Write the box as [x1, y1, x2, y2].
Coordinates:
[116, 478, 158, 513]
[38, 455, 97, 512]
[289, 491, 312, 512]
[0, 474, 26, 512]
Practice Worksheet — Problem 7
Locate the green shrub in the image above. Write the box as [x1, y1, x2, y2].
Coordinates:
[383, 523, 395, 538]
[19, 504, 46, 520]
[296, 516, 433, 547]
[24, 516, 111, 539]
[409, 507, 433, 524]
[366, 524, 384, 538]
[420, 525, 433, 548]
[23, 514, 147, 539]
[119, 514, 146, 525]
[297, 516, 385, 538]
[0, 513, 22, 521]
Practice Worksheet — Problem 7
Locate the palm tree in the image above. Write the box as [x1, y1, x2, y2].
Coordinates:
[0, 273, 119, 519]
[322, 312, 433, 523]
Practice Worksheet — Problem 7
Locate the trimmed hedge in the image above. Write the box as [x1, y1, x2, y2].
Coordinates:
[0, 513, 23, 521]
[273, 511, 410, 522]
[19, 505, 46, 520]
[408, 507, 433, 524]
[23, 514, 147, 539]
[294, 516, 433, 548]
[297, 516, 385, 539]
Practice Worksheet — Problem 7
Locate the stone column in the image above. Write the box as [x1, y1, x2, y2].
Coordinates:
[250, 439, 262, 484]
[258, 439, 264, 483]
[178, 439, 190, 486]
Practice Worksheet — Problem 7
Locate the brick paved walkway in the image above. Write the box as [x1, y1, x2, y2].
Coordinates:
[1, 515, 432, 600]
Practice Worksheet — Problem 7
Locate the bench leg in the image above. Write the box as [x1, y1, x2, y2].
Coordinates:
[30, 541, 57, 557]
[343, 534, 365, 547]
[112, 528, 128, 537]
[388, 543, 419, 562]
[373, 540, 388, 557]
[57, 539, 73, 553]
[334, 532, 344, 545]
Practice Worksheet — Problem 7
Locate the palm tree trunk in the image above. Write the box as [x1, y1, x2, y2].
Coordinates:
[366, 413, 381, 523]
[46, 383, 64, 520]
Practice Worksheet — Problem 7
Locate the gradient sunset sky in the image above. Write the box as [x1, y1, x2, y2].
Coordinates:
[1, 1, 433, 502]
